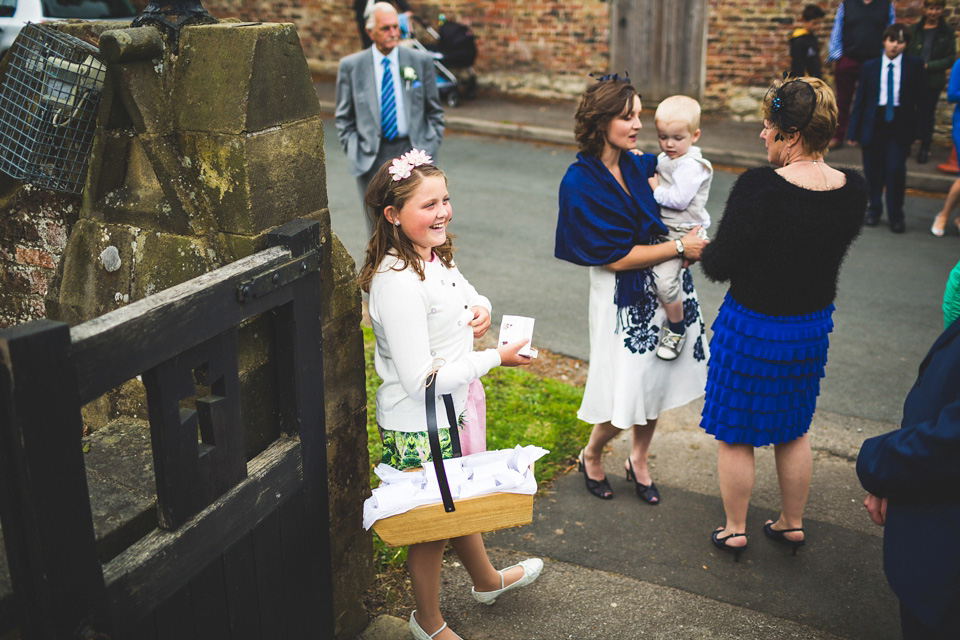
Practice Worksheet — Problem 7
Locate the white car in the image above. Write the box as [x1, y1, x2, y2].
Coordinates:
[0, 0, 137, 57]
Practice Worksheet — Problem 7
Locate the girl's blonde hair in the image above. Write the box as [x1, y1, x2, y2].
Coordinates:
[654, 95, 701, 135]
[358, 158, 454, 292]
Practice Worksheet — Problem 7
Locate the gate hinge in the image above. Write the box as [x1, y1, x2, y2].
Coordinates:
[237, 251, 321, 302]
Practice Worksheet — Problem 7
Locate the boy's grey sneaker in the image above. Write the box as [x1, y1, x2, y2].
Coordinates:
[656, 325, 686, 361]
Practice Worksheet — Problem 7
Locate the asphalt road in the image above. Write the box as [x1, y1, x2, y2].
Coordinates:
[323, 126, 958, 427]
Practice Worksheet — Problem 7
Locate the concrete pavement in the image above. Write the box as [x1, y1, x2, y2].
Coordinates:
[319, 81, 944, 639]
[356, 401, 896, 640]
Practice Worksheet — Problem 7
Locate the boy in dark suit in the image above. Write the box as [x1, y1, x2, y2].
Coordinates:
[848, 23, 925, 233]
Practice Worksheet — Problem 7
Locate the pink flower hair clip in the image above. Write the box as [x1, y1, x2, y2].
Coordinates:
[387, 148, 433, 182]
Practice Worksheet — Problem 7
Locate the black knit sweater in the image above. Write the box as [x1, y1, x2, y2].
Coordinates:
[700, 166, 867, 316]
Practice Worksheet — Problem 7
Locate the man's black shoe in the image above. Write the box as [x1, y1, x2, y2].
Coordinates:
[890, 221, 906, 233]
[918, 143, 931, 164]
[864, 213, 880, 226]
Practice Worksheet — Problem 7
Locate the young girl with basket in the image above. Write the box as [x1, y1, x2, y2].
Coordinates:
[358, 150, 544, 640]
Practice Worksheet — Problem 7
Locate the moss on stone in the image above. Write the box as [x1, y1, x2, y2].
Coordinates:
[175, 117, 327, 235]
[130, 231, 217, 301]
[217, 231, 268, 262]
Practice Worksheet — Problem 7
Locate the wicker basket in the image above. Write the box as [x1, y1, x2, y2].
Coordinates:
[373, 464, 535, 547]
[372, 378, 536, 547]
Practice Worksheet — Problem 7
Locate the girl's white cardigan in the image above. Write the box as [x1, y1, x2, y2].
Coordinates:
[369, 254, 500, 432]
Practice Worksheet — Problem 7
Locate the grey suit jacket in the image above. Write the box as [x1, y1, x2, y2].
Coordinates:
[335, 46, 445, 177]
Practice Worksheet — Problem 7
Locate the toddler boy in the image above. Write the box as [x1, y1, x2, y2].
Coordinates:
[648, 95, 712, 360]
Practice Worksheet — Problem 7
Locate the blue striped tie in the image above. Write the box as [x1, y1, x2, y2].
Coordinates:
[381, 58, 398, 141]
[885, 62, 895, 123]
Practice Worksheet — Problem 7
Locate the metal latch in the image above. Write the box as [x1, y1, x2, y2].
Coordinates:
[236, 251, 320, 302]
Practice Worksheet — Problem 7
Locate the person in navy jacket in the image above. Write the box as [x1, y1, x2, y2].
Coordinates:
[856, 269, 960, 639]
[847, 23, 925, 233]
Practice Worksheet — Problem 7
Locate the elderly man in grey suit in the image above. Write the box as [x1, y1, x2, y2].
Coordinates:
[335, 2, 445, 235]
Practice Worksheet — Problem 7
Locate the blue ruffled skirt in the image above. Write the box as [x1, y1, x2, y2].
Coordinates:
[700, 293, 834, 446]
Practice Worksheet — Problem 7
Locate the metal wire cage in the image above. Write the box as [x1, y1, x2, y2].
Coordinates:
[0, 23, 106, 195]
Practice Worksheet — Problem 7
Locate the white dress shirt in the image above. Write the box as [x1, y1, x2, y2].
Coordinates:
[878, 53, 903, 107]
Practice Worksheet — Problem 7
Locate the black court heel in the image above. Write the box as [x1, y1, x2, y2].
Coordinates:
[763, 521, 805, 556]
[578, 449, 613, 500]
[625, 458, 660, 505]
[712, 528, 748, 562]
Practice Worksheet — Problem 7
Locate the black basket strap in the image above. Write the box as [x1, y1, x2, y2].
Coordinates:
[444, 394, 461, 457]
[425, 377, 457, 512]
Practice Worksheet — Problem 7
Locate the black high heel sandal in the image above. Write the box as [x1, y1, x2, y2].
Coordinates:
[625, 458, 660, 505]
[578, 449, 613, 500]
[763, 521, 805, 556]
[712, 528, 748, 562]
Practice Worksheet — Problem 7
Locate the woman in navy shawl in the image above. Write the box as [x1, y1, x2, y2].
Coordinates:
[555, 77, 709, 504]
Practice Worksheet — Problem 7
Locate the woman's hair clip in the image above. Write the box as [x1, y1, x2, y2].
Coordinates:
[590, 71, 631, 84]
[765, 78, 817, 138]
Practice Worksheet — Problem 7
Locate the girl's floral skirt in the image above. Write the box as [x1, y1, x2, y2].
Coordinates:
[379, 379, 487, 470]
[380, 427, 455, 471]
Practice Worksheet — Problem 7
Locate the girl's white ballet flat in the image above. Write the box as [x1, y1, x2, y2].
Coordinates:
[471, 557, 544, 605]
[410, 611, 463, 640]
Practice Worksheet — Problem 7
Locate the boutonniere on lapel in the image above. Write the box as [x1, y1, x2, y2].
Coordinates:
[402, 66, 420, 90]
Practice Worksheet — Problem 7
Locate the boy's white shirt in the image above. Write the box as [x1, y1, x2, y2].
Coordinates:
[654, 145, 712, 229]
[878, 52, 903, 107]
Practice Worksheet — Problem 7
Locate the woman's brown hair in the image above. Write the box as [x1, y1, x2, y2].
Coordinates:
[358, 158, 455, 293]
[574, 79, 639, 156]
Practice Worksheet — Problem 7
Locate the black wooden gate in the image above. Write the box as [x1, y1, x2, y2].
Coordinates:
[0, 219, 334, 639]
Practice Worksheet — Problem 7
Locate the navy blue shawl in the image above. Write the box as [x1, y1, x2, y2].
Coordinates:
[555, 151, 667, 309]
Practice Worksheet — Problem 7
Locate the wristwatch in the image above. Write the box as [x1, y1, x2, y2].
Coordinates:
[674, 238, 684, 256]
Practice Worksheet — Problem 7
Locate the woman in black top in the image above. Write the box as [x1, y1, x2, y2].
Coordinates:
[699, 78, 866, 560]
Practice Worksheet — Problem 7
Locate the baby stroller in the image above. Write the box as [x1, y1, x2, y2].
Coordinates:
[399, 13, 478, 107]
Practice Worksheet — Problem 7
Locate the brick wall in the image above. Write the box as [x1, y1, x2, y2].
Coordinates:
[202, 0, 611, 95]
[0, 184, 79, 328]
[203, 0, 610, 73]
[707, 1, 957, 110]
[203, 0, 954, 104]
